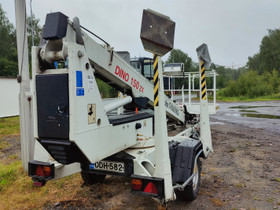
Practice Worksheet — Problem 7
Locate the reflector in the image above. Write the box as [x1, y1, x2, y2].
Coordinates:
[144, 182, 158, 195]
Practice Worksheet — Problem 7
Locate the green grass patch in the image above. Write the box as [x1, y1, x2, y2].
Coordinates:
[274, 178, 280, 182]
[0, 161, 22, 191]
[0, 141, 10, 150]
[0, 116, 20, 136]
[217, 93, 280, 102]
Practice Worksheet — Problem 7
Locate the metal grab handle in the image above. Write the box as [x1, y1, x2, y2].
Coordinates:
[173, 149, 203, 191]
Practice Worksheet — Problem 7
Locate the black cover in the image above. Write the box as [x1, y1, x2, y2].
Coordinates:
[36, 74, 69, 139]
[39, 139, 86, 165]
[108, 111, 153, 126]
[43, 12, 68, 40]
[124, 97, 149, 110]
[169, 139, 202, 184]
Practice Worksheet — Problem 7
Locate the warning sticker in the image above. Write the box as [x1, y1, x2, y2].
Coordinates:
[87, 75, 94, 93]
[88, 104, 96, 124]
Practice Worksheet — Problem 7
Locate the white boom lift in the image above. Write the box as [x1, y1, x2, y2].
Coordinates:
[16, 1, 215, 204]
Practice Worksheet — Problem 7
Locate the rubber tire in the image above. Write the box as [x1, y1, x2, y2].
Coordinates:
[81, 171, 106, 185]
[175, 158, 202, 201]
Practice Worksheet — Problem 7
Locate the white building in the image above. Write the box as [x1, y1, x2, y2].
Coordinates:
[0, 77, 20, 118]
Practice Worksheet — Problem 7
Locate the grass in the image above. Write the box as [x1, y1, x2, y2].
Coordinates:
[0, 141, 10, 150]
[0, 116, 86, 209]
[0, 116, 20, 136]
[0, 161, 21, 191]
[216, 93, 280, 102]
[0, 159, 83, 209]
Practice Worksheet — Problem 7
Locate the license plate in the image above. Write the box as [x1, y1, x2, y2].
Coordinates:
[90, 160, 125, 174]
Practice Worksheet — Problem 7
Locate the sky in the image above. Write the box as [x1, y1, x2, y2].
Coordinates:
[1, 0, 280, 68]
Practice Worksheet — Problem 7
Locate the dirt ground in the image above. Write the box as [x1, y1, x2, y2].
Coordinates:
[49, 120, 280, 209]
[1, 120, 280, 209]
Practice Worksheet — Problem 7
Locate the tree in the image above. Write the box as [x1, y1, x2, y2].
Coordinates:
[247, 28, 280, 73]
[26, 14, 42, 74]
[0, 4, 18, 77]
[0, 4, 42, 77]
[165, 49, 194, 72]
[27, 15, 42, 53]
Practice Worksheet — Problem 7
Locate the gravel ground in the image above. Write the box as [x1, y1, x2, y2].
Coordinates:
[1, 101, 280, 209]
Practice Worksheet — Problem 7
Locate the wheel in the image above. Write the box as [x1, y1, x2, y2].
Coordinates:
[175, 158, 202, 201]
[81, 171, 106, 185]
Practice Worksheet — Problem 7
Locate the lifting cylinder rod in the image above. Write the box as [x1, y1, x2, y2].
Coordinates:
[104, 96, 132, 114]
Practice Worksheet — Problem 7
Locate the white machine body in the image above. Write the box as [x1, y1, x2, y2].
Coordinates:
[17, 9, 215, 203]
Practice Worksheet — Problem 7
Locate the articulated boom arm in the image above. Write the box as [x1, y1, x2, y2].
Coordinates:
[47, 18, 185, 123]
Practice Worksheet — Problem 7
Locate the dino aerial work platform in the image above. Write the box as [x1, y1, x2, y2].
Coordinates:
[15, 1, 216, 203]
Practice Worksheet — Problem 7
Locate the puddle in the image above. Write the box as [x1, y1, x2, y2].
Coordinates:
[240, 113, 280, 119]
[230, 105, 276, 109]
[228, 105, 280, 119]
[239, 110, 258, 113]
[210, 122, 225, 125]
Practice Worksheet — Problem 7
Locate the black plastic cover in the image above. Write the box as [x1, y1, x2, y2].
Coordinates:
[124, 97, 150, 110]
[108, 110, 153, 126]
[36, 74, 69, 139]
[43, 12, 68, 40]
[39, 139, 86, 165]
[169, 139, 202, 184]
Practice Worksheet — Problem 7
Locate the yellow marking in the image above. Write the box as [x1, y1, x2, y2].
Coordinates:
[153, 56, 159, 69]
[154, 96, 159, 106]
[201, 88, 206, 94]
[201, 80, 206, 88]
[201, 67, 205, 73]
[154, 82, 159, 94]
[201, 73, 205, 81]
[153, 70, 159, 83]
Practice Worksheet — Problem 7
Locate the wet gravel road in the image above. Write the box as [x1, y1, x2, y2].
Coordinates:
[211, 100, 280, 134]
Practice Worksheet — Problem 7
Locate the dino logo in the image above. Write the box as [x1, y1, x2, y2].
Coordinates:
[115, 65, 129, 82]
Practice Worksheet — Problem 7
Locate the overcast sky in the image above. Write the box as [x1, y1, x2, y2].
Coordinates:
[1, 0, 280, 68]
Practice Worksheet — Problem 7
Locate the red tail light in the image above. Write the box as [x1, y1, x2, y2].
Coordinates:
[35, 166, 44, 176]
[43, 166, 52, 176]
[131, 175, 164, 199]
[28, 160, 55, 187]
[132, 179, 143, 191]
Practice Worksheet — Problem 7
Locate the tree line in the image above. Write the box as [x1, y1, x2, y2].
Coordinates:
[220, 28, 280, 99]
[0, 4, 41, 77]
[1, 3, 279, 99]
[165, 28, 280, 99]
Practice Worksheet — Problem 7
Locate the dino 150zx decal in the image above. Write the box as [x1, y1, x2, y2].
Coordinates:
[115, 65, 144, 93]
